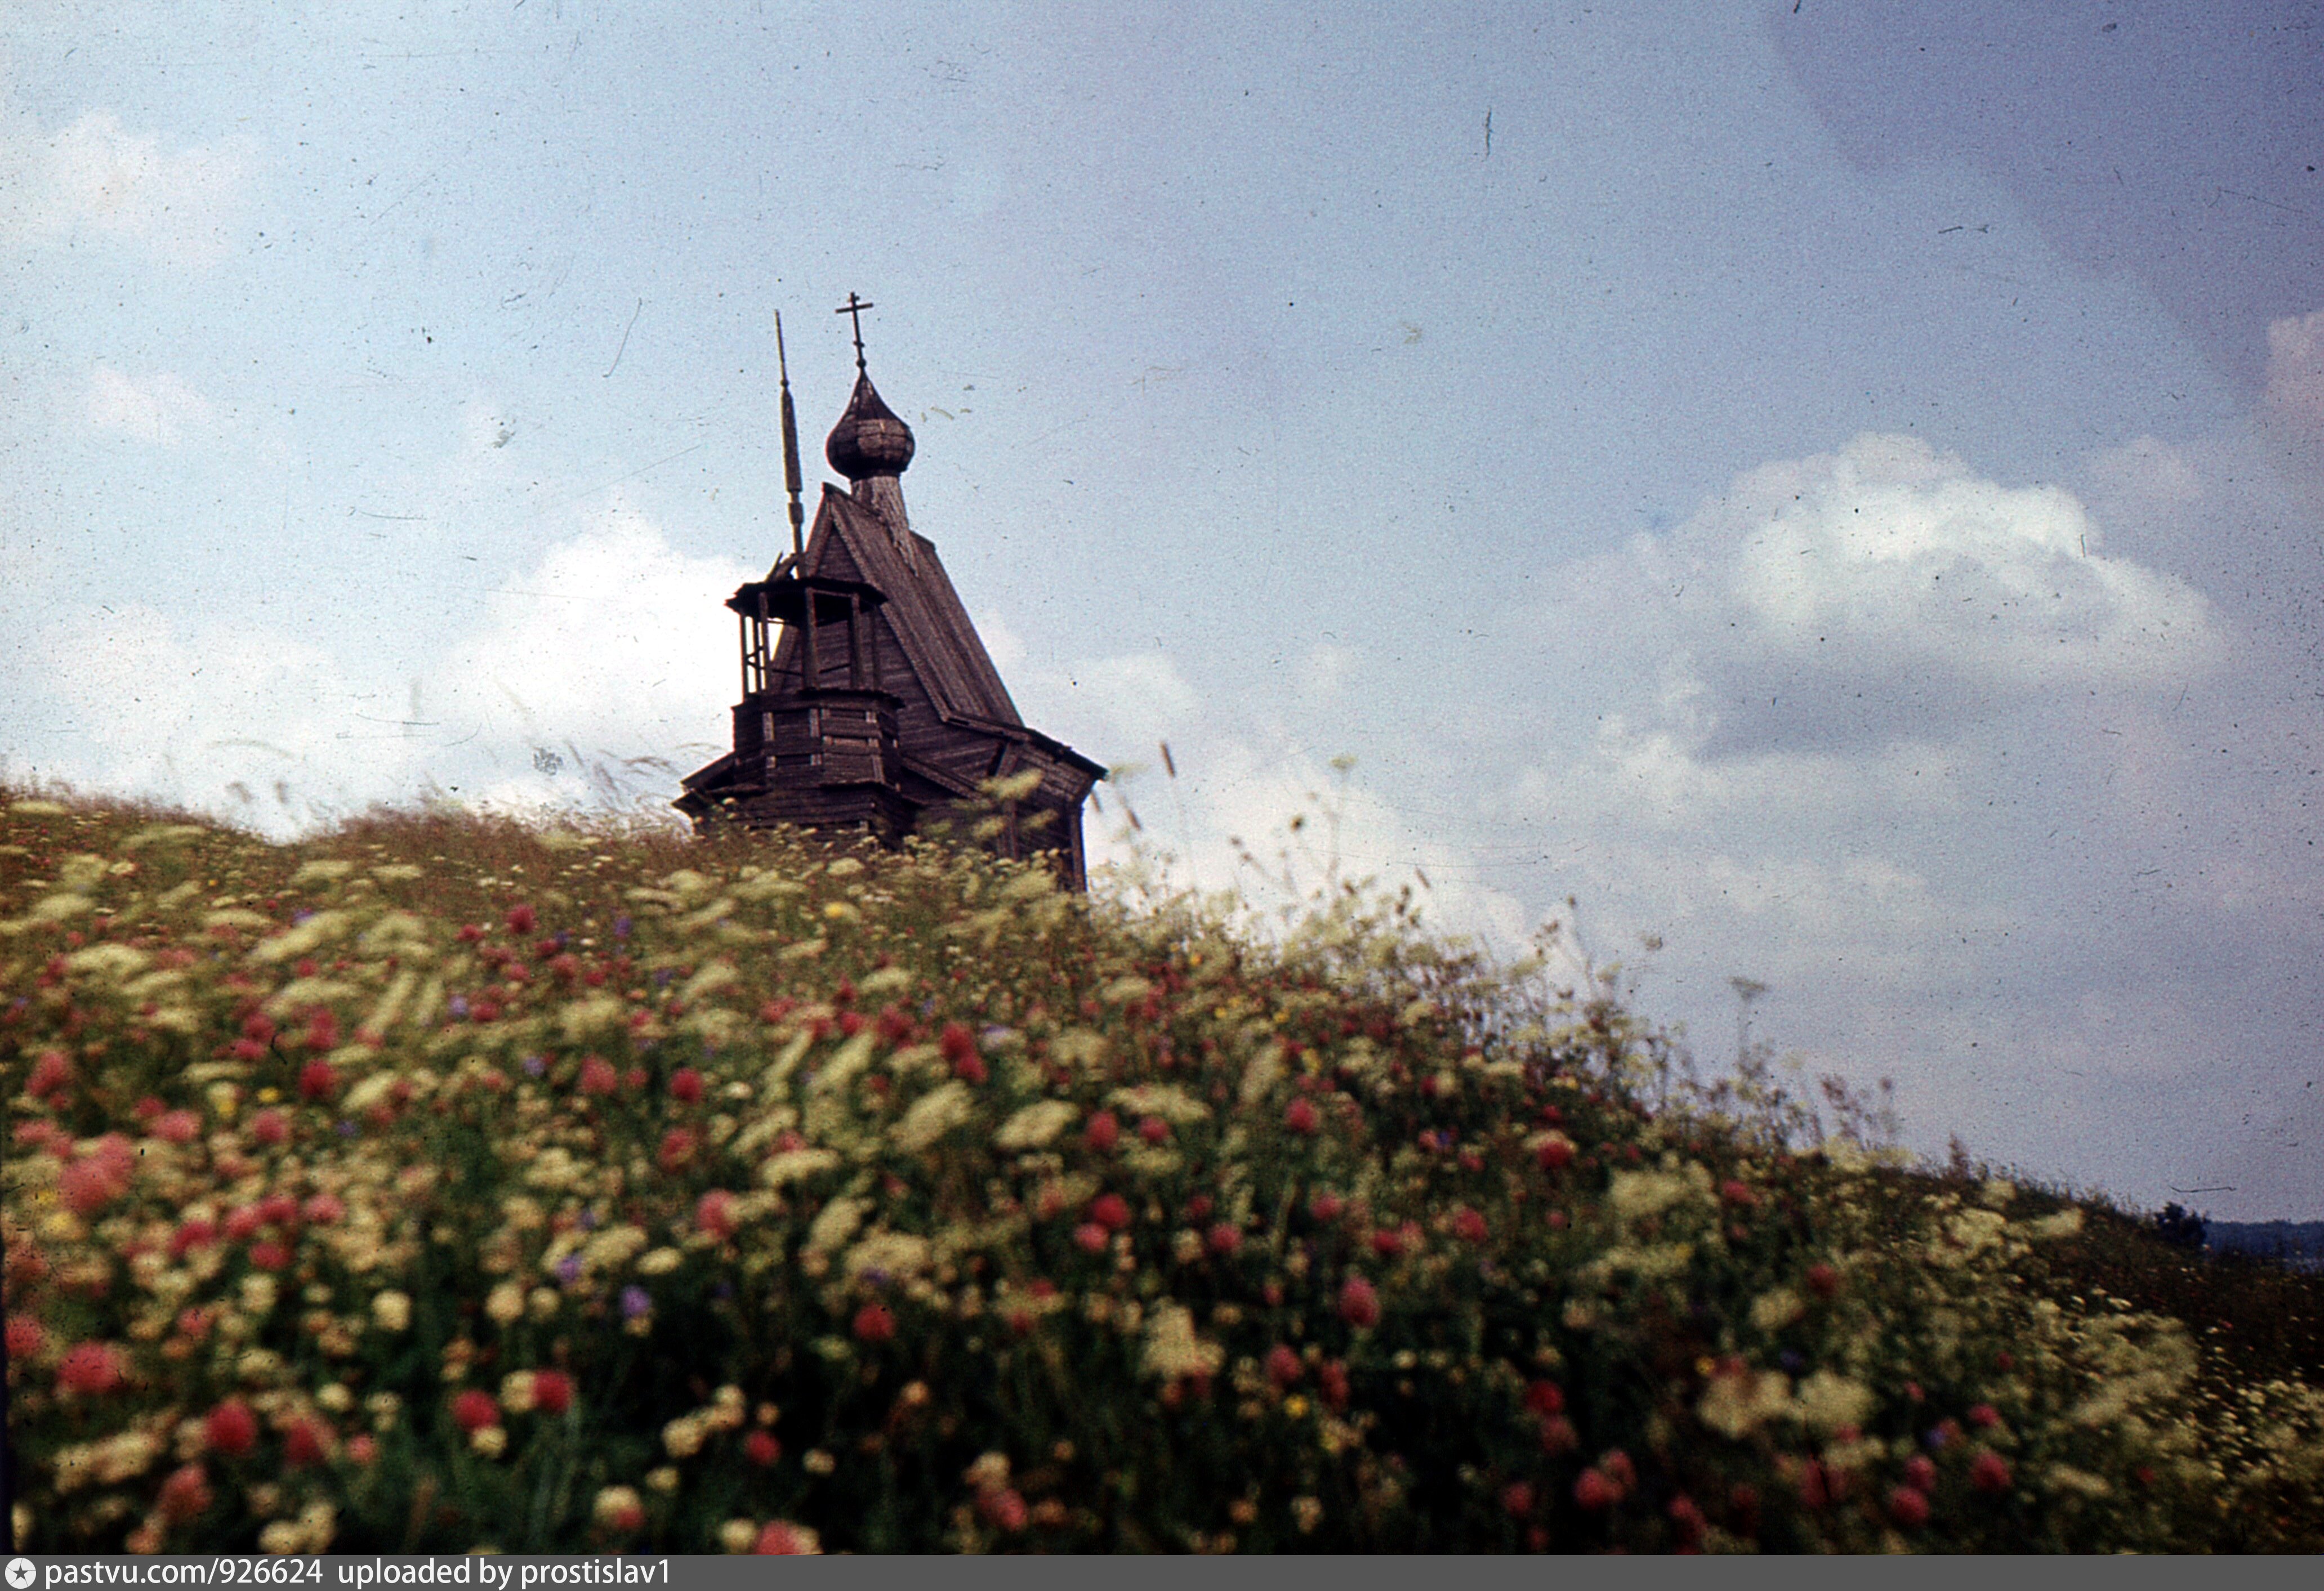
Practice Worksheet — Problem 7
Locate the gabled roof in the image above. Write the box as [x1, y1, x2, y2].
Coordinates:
[778, 484, 1027, 730]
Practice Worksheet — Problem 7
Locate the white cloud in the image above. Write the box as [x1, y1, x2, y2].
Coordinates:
[0, 109, 249, 266]
[1559, 719, 1966, 835]
[431, 501, 750, 774]
[1085, 731, 1533, 958]
[19, 601, 368, 834]
[8, 502, 750, 833]
[1496, 717, 2007, 1013]
[1703, 433, 2218, 700]
[1006, 636, 1532, 952]
[1467, 437, 2231, 1158]
[1029, 650, 1537, 949]
[84, 364, 219, 445]
[1548, 434, 2224, 765]
[1204, 750, 1533, 950]
[2263, 306, 2324, 436]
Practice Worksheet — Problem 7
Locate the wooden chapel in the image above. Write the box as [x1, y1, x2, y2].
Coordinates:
[676, 300, 1103, 886]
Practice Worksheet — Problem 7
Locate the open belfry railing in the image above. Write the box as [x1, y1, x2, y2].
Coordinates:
[721, 306, 899, 789]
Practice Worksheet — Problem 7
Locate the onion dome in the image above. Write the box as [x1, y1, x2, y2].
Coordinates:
[825, 373, 915, 480]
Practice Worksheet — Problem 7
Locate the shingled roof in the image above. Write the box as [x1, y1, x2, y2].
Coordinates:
[773, 484, 1027, 735]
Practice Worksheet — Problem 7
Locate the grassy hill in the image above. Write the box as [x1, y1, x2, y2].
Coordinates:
[3, 786, 2320, 1553]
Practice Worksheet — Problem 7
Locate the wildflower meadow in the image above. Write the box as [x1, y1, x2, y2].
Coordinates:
[4, 786, 2321, 1553]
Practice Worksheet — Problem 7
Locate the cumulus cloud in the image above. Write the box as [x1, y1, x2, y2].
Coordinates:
[8, 503, 750, 834]
[430, 503, 749, 776]
[2262, 306, 2324, 436]
[1005, 639, 1529, 951]
[0, 109, 249, 265]
[19, 601, 367, 833]
[1469, 431, 2324, 1208]
[1639, 433, 2220, 758]
[1090, 736, 1533, 954]
[1516, 435, 2241, 897]
[1204, 747, 1534, 950]
[1546, 720, 1966, 838]
[84, 364, 220, 446]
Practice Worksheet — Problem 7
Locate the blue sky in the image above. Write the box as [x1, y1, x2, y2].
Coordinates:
[5, 1, 2319, 1218]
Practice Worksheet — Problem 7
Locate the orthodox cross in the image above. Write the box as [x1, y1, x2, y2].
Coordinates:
[835, 292, 875, 373]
